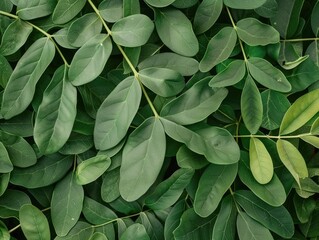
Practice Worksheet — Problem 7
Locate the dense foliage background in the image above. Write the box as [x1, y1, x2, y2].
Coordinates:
[0, 0, 319, 239]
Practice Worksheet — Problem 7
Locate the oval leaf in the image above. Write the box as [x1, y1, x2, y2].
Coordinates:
[0, 142, 12, 173]
[99, 0, 123, 23]
[16, 0, 55, 20]
[224, 0, 266, 9]
[52, 0, 87, 24]
[121, 223, 150, 240]
[0, 55, 12, 88]
[144, 0, 175, 7]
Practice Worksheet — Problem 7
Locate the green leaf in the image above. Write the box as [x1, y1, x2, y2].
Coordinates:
[212, 195, 237, 240]
[172, 0, 197, 8]
[89, 232, 108, 240]
[145, 168, 194, 210]
[138, 52, 199, 76]
[199, 27, 237, 72]
[10, 154, 73, 188]
[1, 37, 55, 119]
[59, 133, 93, 155]
[164, 200, 186, 240]
[0, 110, 33, 137]
[293, 194, 316, 223]
[67, 13, 102, 48]
[241, 75, 263, 134]
[209, 60, 246, 88]
[249, 137, 273, 184]
[247, 57, 291, 92]
[0, 54, 12, 88]
[69, 34, 112, 86]
[16, 0, 56, 20]
[234, 190, 294, 238]
[75, 155, 111, 185]
[120, 223, 150, 240]
[139, 67, 185, 97]
[300, 135, 319, 148]
[34, 65, 77, 154]
[194, 163, 238, 217]
[119, 117, 166, 201]
[254, 0, 278, 18]
[155, 8, 199, 57]
[54, 221, 94, 240]
[236, 18, 280, 46]
[144, 0, 175, 7]
[0, 174, 10, 197]
[276, 139, 308, 187]
[0, 142, 12, 173]
[0, 220, 9, 240]
[52, 0, 87, 24]
[176, 145, 208, 169]
[101, 168, 120, 203]
[123, 0, 140, 16]
[0, 189, 31, 219]
[94, 76, 142, 150]
[160, 77, 228, 125]
[99, 0, 123, 23]
[0, 19, 33, 56]
[193, 0, 223, 34]
[311, 117, 319, 134]
[311, 1, 319, 35]
[137, 212, 164, 239]
[19, 204, 50, 240]
[236, 212, 273, 240]
[280, 88, 319, 135]
[111, 14, 154, 47]
[51, 173, 84, 236]
[224, 0, 266, 9]
[0, 0, 13, 12]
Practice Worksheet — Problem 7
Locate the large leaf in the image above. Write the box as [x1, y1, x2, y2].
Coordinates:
[137, 212, 164, 240]
[160, 77, 228, 125]
[240, 75, 263, 134]
[276, 139, 308, 187]
[236, 18, 280, 46]
[119, 117, 166, 201]
[51, 172, 84, 236]
[199, 27, 237, 72]
[0, 19, 33, 56]
[94, 76, 142, 150]
[279, 88, 319, 135]
[0, 189, 31, 219]
[19, 204, 50, 240]
[194, 163, 238, 217]
[111, 14, 154, 47]
[52, 0, 87, 24]
[155, 8, 199, 57]
[69, 34, 112, 86]
[224, 0, 266, 9]
[1, 37, 55, 119]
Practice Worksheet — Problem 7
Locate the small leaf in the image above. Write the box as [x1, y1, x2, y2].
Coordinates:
[300, 135, 319, 149]
[111, 14, 154, 47]
[137, 212, 164, 239]
[16, 0, 56, 20]
[247, 57, 291, 92]
[0, 142, 12, 173]
[155, 8, 199, 57]
[144, 0, 175, 7]
[280, 88, 319, 135]
[120, 223, 150, 240]
[52, 0, 87, 24]
[224, 0, 266, 9]
[236, 18, 280, 46]
[89, 232, 108, 240]
[241, 75, 263, 134]
[19, 204, 50, 240]
[194, 163, 238, 217]
[76, 155, 111, 185]
[311, 117, 319, 134]
[199, 27, 237, 72]
[164, 200, 186, 240]
[0, 55, 12, 88]
[0, 19, 33, 56]
[249, 137, 273, 184]
[277, 139, 308, 187]
[99, 0, 123, 23]
[311, 1, 319, 36]
[0, 189, 31, 219]
[123, 0, 140, 16]
[176, 145, 208, 169]
[1, 37, 55, 119]
[94, 76, 142, 150]
[254, 0, 278, 18]
[69, 34, 112, 86]
[120, 117, 166, 201]
[0, 220, 10, 240]
[101, 168, 120, 203]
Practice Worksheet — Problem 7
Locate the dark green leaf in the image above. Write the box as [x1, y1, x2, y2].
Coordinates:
[176, 145, 208, 169]
[293, 194, 316, 223]
[0, 110, 33, 137]
[311, 1, 319, 35]
[164, 200, 186, 240]
[52, 0, 87, 24]
[101, 168, 120, 203]
[0, 54, 12, 88]
[224, 0, 266, 9]
[254, 0, 278, 18]
[0, 142, 12, 173]
[137, 212, 164, 240]
[54, 221, 94, 240]
[123, 0, 140, 16]
[0, 189, 31, 219]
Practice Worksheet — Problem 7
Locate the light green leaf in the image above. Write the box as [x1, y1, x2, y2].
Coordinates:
[194, 163, 238, 217]
[235, 190, 294, 238]
[0, 220, 10, 240]
[160, 77, 228, 125]
[51, 173, 84, 236]
[0, 142, 12, 173]
[19, 204, 50, 240]
[10, 154, 73, 188]
[89, 232, 108, 240]
[139, 67, 185, 97]
[311, 117, 319, 134]
[241, 75, 263, 134]
[137, 212, 164, 239]
[0, 19, 33, 56]
[277, 139, 308, 187]
[67, 13, 102, 47]
[236, 18, 280, 46]
[164, 200, 186, 240]
[75, 155, 111, 185]
[34, 65, 77, 155]
[224, 0, 266, 9]
[155, 8, 199, 57]
[120, 117, 166, 201]
[120, 223, 150, 240]
[172, 0, 197, 8]
[301, 135, 319, 148]
[0, 55, 12, 88]
[69, 34, 112, 86]
[247, 57, 291, 92]
[236, 212, 273, 240]
[145, 168, 194, 210]
[101, 168, 120, 203]
[199, 27, 237, 72]
[193, 0, 223, 34]
[138, 52, 199, 76]
[111, 14, 154, 47]
[1, 37, 55, 119]
[144, 0, 175, 7]
[99, 0, 123, 23]
[249, 137, 273, 184]
[16, 0, 56, 20]
[209, 60, 246, 88]
[0, 174, 10, 197]
[94, 76, 142, 150]
[52, 0, 87, 24]
[0, 0, 13, 12]
[280, 88, 319, 135]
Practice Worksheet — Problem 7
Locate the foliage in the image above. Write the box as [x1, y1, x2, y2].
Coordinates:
[0, 0, 319, 239]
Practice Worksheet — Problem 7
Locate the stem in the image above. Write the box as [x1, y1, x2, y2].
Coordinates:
[8, 224, 20, 233]
[235, 132, 313, 139]
[0, 10, 18, 19]
[282, 37, 319, 42]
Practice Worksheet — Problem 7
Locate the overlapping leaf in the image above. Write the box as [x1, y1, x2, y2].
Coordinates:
[52, 0, 87, 24]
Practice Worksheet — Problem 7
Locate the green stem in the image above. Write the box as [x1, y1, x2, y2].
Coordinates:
[235, 132, 313, 139]
[8, 224, 20, 233]
[0, 10, 18, 19]
[282, 37, 319, 42]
